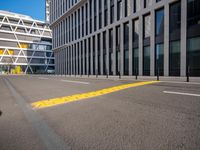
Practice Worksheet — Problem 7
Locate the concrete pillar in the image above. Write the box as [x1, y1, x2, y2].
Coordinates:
[91, 37, 94, 75]
[164, 4, 169, 76]
[113, 26, 117, 75]
[79, 42, 82, 75]
[100, 32, 104, 75]
[86, 39, 89, 75]
[139, 15, 143, 76]
[108, 0, 111, 24]
[97, 0, 99, 30]
[95, 34, 98, 75]
[150, 10, 155, 76]
[129, 20, 133, 76]
[106, 29, 109, 75]
[120, 23, 124, 76]
[75, 44, 78, 75]
[180, 0, 187, 77]
[83, 40, 85, 75]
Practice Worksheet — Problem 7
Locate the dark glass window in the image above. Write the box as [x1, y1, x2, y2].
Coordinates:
[81, 7, 84, 37]
[155, 43, 164, 76]
[169, 2, 181, 76]
[187, 0, 200, 37]
[116, 26, 121, 75]
[144, 15, 151, 38]
[169, 41, 180, 76]
[94, 0, 97, 31]
[133, 48, 139, 75]
[109, 29, 113, 75]
[143, 46, 150, 76]
[97, 34, 101, 75]
[125, 0, 128, 17]
[187, 37, 200, 76]
[124, 22, 129, 75]
[78, 9, 81, 38]
[85, 3, 88, 35]
[132, 19, 139, 75]
[110, 0, 114, 24]
[169, 2, 181, 35]
[103, 31, 107, 75]
[99, 0, 102, 29]
[92, 36, 96, 74]
[155, 8, 164, 37]
[89, 0, 92, 33]
[117, 0, 122, 20]
[84, 40, 87, 75]
[104, 0, 108, 26]
[187, 0, 200, 76]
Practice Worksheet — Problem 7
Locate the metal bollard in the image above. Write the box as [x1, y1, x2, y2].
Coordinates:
[187, 66, 190, 82]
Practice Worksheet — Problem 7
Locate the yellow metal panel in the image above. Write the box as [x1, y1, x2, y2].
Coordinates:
[0, 49, 3, 55]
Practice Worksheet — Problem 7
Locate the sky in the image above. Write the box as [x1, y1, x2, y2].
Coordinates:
[0, 0, 45, 21]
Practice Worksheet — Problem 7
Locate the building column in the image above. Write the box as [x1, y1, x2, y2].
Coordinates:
[97, 0, 99, 30]
[106, 29, 109, 75]
[102, 0, 105, 27]
[75, 44, 78, 75]
[108, 0, 111, 25]
[113, 26, 117, 75]
[86, 39, 89, 75]
[91, 37, 94, 75]
[70, 46, 73, 75]
[100, 33, 104, 75]
[129, 20, 133, 76]
[164, 4, 169, 76]
[95, 35, 98, 75]
[82, 40, 85, 75]
[120, 24, 124, 76]
[180, 0, 187, 77]
[79, 42, 82, 75]
[65, 48, 67, 75]
[139, 15, 143, 76]
[150, 10, 155, 76]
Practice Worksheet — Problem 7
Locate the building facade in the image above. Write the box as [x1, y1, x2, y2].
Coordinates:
[0, 11, 54, 74]
[50, 0, 200, 77]
[46, 0, 51, 23]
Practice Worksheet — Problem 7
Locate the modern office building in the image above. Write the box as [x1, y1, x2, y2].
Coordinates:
[0, 10, 54, 74]
[50, 0, 200, 77]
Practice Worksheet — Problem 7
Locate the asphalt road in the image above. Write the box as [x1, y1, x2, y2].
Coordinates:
[0, 75, 200, 150]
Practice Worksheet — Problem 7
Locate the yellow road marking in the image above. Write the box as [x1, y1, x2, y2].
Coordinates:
[31, 81, 159, 109]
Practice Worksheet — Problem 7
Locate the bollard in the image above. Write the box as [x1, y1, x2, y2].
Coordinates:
[187, 66, 190, 82]
[157, 67, 160, 81]
[135, 70, 138, 80]
[119, 72, 121, 79]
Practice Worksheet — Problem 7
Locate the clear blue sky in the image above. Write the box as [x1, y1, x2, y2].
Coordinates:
[0, 0, 45, 21]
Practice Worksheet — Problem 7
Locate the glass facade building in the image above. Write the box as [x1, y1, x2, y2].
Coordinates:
[50, 0, 200, 77]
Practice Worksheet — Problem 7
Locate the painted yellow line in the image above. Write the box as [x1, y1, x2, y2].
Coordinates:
[31, 81, 160, 109]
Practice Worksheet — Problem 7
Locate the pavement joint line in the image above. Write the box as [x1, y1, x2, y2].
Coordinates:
[3, 77, 71, 150]
[161, 81, 200, 85]
[31, 81, 160, 109]
[60, 79, 90, 85]
[163, 91, 200, 97]
[38, 77, 49, 80]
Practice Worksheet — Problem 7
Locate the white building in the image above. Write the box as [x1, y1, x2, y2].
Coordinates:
[0, 10, 54, 74]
